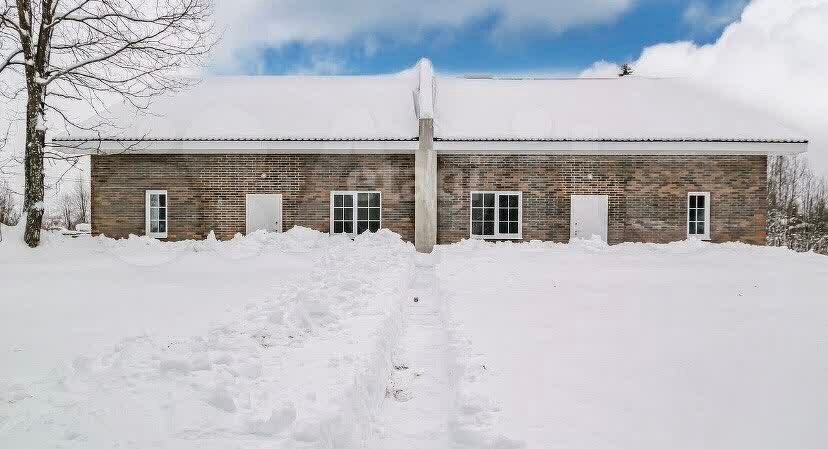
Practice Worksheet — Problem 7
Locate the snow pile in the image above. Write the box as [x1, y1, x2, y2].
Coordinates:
[0, 221, 23, 247]
[0, 227, 415, 449]
[0, 217, 59, 254]
[437, 240, 828, 449]
[92, 226, 327, 266]
[415, 58, 435, 119]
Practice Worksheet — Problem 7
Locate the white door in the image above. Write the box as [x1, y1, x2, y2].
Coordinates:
[570, 195, 608, 242]
[246, 194, 283, 234]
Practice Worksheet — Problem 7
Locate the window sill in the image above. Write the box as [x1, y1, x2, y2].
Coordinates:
[470, 234, 523, 241]
[330, 231, 382, 238]
[688, 235, 711, 241]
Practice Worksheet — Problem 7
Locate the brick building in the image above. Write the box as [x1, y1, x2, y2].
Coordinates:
[57, 59, 807, 252]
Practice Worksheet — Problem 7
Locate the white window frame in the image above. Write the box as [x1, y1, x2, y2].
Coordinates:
[469, 191, 523, 240]
[687, 191, 711, 241]
[145, 190, 168, 239]
[329, 191, 382, 236]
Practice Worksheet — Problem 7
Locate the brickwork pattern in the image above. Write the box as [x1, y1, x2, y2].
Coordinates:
[91, 154, 415, 241]
[92, 153, 766, 245]
[437, 154, 767, 245]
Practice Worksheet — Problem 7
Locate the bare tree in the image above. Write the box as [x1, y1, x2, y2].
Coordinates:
[1, 0, 215, 247]
[74, 175, 88, 223]
[768, 155, 828, 255]
[0, 179, 19, 224]
[59, 189, 74, 229]
[55, 176, 88, 229]
[0, 179, 20, 241]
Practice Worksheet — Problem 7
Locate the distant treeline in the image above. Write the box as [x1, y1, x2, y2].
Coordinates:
[768, 155, 828, 255]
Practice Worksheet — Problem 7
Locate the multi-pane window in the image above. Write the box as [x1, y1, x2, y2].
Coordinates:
[332, 193, 354, 234]
[145, 190, 168, 238]
[498, 194, 520, 235]
[471, 192, 495, 236]
[687, 192, 711, 240]
[356, 192, 381, 234]
[470, 191, 522, 239]
[331, 191, 381, 235]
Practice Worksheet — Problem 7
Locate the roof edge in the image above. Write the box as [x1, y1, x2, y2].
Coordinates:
[52, 136, 806, 144]
[434, 137, 808, 144]
[51, 138, 806, 156]
[433, 139, 807, 155]
[50, 138, 421, 155]
[52, 136, 419, 142]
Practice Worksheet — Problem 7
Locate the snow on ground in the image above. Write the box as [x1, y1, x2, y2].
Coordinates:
[2, 224, 827, 449]
[0, 224, 414, 448]
[0, 225, 320, 380]
[437, 238, 828, 449]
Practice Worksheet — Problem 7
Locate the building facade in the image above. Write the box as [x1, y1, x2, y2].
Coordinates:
[90, 152, 768, 245]
[60, 59, 806, 251]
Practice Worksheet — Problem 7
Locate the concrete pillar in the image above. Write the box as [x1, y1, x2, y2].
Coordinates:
[415, 118, 437, 253]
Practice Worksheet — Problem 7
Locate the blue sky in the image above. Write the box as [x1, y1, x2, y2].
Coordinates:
[207, 0, 828, 173]
[221, 0, 743, 76]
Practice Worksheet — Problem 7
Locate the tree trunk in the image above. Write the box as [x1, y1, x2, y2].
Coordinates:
[23, 88, 46, 247]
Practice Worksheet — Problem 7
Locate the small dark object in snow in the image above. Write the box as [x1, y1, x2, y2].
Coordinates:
[394, 364, 409, 370]
[387, 388, 410, 402]
[414, 297, 419, 302]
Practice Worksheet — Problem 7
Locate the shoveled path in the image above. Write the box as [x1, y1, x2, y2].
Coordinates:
[370, 253, 455, 448]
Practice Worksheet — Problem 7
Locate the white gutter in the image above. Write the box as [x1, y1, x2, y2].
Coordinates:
[433, 140, 807, 155]
[52, 137, 807, 156]
[52, 139, 420, 155]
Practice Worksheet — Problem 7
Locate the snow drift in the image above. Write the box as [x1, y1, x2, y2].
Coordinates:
[0, 225, 415, 449]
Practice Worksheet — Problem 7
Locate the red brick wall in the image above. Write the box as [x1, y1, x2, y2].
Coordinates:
[91, 154, 415, 241]
[437, 154, 767, 245]
[92, 153, 767, 245]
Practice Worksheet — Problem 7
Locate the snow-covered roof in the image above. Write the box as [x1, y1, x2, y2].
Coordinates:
[54, 58, 807, 154]
[432, 76, 806, 143]
[62, 73, 422, 142]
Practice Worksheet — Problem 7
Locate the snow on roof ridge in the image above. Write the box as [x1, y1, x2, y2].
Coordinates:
[414, 58, 435, 119]
[454, 75, 673, 81]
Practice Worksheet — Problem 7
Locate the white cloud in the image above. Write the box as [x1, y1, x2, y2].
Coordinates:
[581, 0, 828, 174]
[683, 0, 749, 33]
[212, 0, 637, 72]
[288, 52, 348, 75]
[580, 60, 623, 78]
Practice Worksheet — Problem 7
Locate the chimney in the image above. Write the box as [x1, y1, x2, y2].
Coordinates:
[414, 58, 437, 253]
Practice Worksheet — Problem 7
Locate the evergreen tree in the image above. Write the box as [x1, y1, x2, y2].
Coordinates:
[618, 64, 634, 77]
